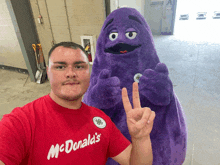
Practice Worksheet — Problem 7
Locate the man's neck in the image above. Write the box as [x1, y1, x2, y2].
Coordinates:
[49, 92, 82, 110]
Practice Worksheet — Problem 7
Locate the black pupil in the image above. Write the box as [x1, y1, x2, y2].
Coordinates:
[112, 34, 116, 39]
[129, 32, 133, 37]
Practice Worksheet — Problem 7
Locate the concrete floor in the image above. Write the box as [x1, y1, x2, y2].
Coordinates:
[1, 35, 220, 165]
[153, 35, 220, 165]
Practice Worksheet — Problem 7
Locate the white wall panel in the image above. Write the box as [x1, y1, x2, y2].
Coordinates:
[0, 0, 26, 69]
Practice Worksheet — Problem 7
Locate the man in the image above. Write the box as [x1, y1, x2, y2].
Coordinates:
[0, 42, 155, 165]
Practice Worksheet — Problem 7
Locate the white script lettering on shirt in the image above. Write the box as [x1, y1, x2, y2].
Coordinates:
[47, 132, 101, 160]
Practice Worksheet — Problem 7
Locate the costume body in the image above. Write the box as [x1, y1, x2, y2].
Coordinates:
[83, 7, 187, 165]
[0, 95, 130, 165]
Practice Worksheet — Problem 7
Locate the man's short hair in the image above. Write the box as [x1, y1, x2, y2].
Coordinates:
[48, 41, 88, 61]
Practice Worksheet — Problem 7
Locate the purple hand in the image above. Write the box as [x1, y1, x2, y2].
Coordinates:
[90, 69, 122, 109]
[139, 63, 173, 106]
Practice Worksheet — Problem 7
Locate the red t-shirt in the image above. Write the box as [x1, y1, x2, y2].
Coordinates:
[0, 95, 130, 165]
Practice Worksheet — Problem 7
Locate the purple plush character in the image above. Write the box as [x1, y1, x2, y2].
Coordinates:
[83, 7, 187, 165]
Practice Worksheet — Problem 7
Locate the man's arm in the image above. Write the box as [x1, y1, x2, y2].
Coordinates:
[0, 160, 5, 165]
[112, 82, 155, 165]
[112, 144, 132, 164]
[112, 131, 153, 165]
[112, 136, 153, 165]
[130, 136, 153, 165]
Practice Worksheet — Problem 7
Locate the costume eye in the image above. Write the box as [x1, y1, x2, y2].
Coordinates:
[109, 32, 118, 41]
[125, 31, 137, 39]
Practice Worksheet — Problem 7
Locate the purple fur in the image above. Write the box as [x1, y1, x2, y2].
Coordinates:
[83, 7, 187, 165]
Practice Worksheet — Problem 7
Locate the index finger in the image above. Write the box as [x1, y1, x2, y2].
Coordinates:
[122, 87, 132, 113]
[132, 82, 141, 109]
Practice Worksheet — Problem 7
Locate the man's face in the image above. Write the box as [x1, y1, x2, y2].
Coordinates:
[47, 46, 90, 101]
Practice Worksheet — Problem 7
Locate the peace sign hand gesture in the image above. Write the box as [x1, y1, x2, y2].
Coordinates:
[122, 82, 156, 139]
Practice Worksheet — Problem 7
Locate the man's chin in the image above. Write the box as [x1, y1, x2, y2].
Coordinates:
[62, 95, 83, 101]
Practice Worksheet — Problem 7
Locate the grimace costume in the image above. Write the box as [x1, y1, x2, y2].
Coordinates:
[83, 7, 187, 165]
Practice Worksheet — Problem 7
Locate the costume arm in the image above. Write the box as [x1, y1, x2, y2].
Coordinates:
[165, 93, 187, 164]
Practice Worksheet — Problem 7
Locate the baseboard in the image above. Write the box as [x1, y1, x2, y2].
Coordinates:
[0, 65, 28, 74]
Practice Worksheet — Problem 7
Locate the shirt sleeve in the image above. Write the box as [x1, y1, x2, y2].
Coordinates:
[0, 108, 31, 165]
[107, 120, 131, 158]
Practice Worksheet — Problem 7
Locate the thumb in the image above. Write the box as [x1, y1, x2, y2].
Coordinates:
[99, 69, 111, 79]
[155, 63, 169, 75]
[142, 69, 156, 78]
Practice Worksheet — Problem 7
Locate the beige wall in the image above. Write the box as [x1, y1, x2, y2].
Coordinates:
[0, 0, 27, 69]
[30, 0, 106, 65]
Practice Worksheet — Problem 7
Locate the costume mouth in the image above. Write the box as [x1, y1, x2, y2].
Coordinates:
[104, 43, 141, 54]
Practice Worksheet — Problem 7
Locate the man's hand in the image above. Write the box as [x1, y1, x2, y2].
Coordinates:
[122, 82, 155, 139]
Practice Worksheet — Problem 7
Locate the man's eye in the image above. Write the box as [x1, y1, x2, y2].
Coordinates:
[56, 66, 65, 70]
[75, 65, 84, 69]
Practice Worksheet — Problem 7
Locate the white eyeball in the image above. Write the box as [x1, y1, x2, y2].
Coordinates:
[125, 32, 137, 39]
[109, 32, 118, 41]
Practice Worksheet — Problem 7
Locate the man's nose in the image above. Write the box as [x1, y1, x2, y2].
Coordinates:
[65, 66, 77, 78]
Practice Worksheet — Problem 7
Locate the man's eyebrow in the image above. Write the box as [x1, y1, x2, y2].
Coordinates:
[53, 61, 87, 65]
[74, 61, 87, 65]
[53, 62, 66, 64]
[128, 15, 142, 24]
[104, 18, 114, 29]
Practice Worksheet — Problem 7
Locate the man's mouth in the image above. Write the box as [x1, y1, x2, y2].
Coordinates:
[63, 82, 79, 85]
[104, 43, 141, 54]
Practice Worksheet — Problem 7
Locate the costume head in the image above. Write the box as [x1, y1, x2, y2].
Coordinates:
[92, 7, 160, 91]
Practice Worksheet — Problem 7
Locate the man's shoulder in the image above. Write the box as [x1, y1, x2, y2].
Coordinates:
[3, 95, 49, 119]
[17, 94, 47, 109]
